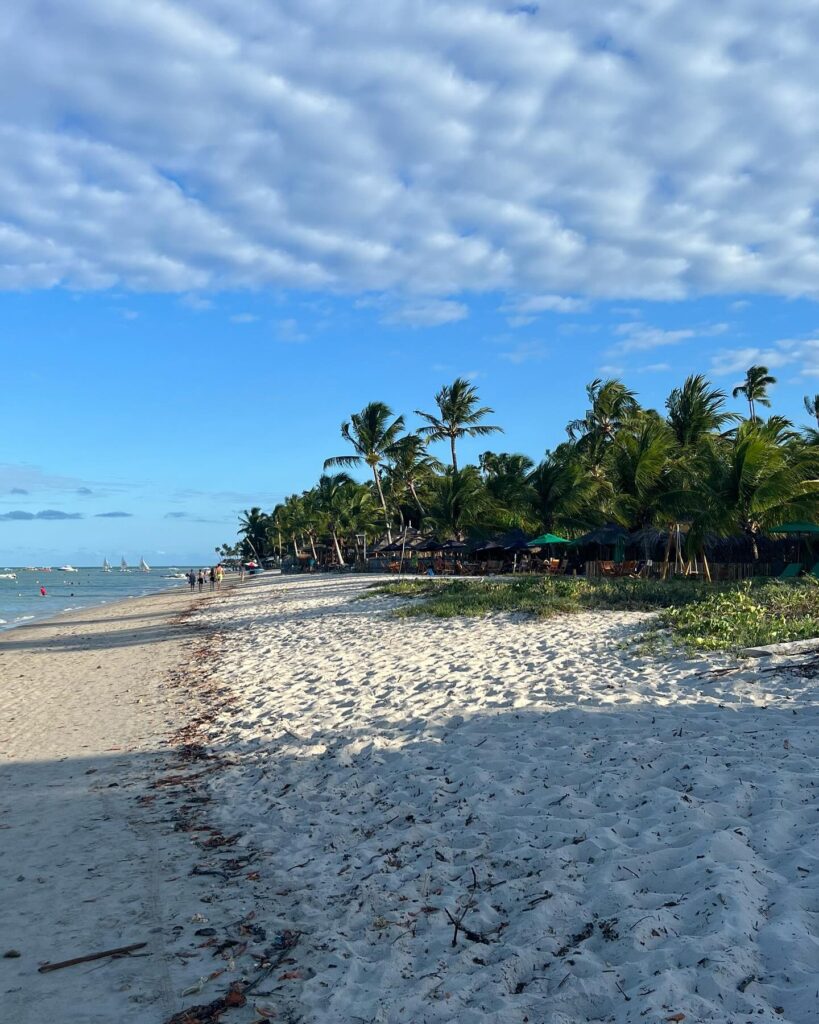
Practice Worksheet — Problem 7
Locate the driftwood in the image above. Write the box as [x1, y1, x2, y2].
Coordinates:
[38, 942, 147, 973]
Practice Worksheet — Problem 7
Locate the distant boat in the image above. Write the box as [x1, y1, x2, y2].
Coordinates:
[120, 557, 130, 572]
[58, 565, 78, 573]
[102, 558, 112, 572]
[139, 557, 150, 572]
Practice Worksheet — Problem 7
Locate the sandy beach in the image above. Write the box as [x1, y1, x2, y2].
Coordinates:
[2, 574, 817, 1023]
[0, 580, 252, 1023]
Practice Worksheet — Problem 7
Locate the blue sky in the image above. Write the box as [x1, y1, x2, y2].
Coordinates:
[3, 1, 819, 563]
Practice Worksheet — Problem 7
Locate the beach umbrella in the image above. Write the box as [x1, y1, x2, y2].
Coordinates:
[768, 521, 819, 534]
[474, 529, 530, 553]
[526, 532, 570, 547]
[769, 521, 819, 563]
[571, 523, 630, 546]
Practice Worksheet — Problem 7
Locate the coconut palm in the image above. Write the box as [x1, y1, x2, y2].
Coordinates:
[313, 473, 358, 565]
[608, 414, 680, 530]
[527, 445, 605, 534]
[732, 365, 777, 421]
[479, 452, 536, 529]
[238, 507, 271, 561]
[665, 374, 733, 448]
[416, 378, 503, 472]
[383, 434, 442, 516]
[324, 401, 405, 539]
[423, 466, 493, 541]
[803, 394, 819, 428]
[567, 378, 640, 471]
[694, 420, 819, 559]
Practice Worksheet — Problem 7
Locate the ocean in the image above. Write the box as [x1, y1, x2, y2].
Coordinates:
[0, 566, 192, 631]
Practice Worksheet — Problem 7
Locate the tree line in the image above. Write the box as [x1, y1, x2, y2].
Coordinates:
[230, 367, 819, 567]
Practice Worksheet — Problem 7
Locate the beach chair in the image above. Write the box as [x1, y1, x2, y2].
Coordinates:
[777, 562, 802, 580]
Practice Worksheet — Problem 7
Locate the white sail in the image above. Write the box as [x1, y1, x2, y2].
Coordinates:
[103, 558, 111, 571]
[139, 557, 150, 572]
[120, 557, 129, 572]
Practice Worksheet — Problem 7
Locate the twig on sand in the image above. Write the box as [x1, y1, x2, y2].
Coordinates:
[38, 942, 148, 973]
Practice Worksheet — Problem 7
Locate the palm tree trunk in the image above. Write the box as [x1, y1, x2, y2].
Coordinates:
[332, 529, 345, 566]
[292, 534, 298, 559]
[662, 524, 674, 580]
[749, 396, 755, 421]
[372, 466, 393, 543]
[450, 435, 458, 472]
[408, 480, 425, 514]
[309, 535, 318, 561]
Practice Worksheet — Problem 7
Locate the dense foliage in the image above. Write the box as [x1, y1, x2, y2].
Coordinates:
[229, 367, 819, 565]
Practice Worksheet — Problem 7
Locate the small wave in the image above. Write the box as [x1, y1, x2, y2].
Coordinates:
[14, 614, 35, 622]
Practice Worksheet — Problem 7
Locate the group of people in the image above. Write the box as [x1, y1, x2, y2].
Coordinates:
[187, 565, 223, 592]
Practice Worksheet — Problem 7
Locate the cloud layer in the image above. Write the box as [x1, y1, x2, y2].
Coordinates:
[2, 2, 819, 300]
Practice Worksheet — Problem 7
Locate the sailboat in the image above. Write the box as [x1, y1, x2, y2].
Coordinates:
[120, 557, 130, 573]
[139, 557, 150, 572]
[102, 558, 111, 572]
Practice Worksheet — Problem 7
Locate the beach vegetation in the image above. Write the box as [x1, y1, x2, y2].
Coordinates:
[365, 575, 819, 652]
[228, 368, 819, 577]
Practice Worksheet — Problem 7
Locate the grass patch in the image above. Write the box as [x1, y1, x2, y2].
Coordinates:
[366, 575, 819, 652]
[662, 579, 819, 652]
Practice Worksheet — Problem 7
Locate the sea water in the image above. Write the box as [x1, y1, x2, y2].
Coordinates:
[0, 567, 191, 631]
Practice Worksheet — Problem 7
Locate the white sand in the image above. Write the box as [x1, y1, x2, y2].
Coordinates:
[0, 585, 257, 1024]
[2, 575, 816, 1024]
[194, 575, 817, 1024]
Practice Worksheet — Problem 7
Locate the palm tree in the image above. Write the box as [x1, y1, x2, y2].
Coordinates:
[527, 445, 605, 534]
[423, 466, 493, 541]
[416, 377, 503, 471]
[479, 452, 536, 529]
[238, 507, 271, 561]
[608, 414, 680, 530]
[313, 473, 356, 565]
[694, 420, 819, 559]
[324, 401, 405, 539]
[384, 434, 442, 516]
[804, 394, 819, 428]
[665, 374, 733, 448]
[732, 365, 777, 421]
[567, 378, 640, 472]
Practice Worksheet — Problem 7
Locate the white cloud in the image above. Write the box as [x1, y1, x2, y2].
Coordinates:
[180, 293, 214, 311]
[383, 299, 468, 327]
[275, 317, 307, 342]
[2, 4, 819, 300]
[499, 340, 548, 364]
[502, 293, 587, 325]
[230, 312, 259, 323]
[637, 362, 672, 373]
[613, 320, 729, 353]
[709, 335, 819, 377]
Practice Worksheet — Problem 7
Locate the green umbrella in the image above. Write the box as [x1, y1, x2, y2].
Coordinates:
[768, 522, 819, 533]
[527, 532, 570, 547]
[768, 521, 819, 563]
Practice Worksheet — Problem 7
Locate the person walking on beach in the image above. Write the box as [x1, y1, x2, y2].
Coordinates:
[197, 569, 205, 591]
[215, 564, 223, 588]
[187, 569, 196, 591]
[209, 566, 216, 591]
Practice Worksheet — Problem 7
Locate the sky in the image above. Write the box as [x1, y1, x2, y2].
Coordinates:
[3, 0, 819, 563]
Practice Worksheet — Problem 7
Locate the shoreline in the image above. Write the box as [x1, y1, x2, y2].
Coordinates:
[0, 574, 206, 635]
[0, 577, 255, 1023]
